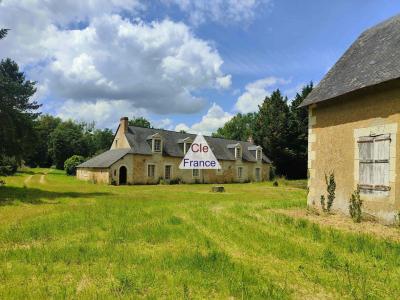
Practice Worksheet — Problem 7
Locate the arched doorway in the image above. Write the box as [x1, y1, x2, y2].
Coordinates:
[119, 166, 127, 185]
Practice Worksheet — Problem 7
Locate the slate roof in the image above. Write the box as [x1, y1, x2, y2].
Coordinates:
[77, 148, 133, 168]
[125, 126, 271, 163]
[300, 14, 400, 107]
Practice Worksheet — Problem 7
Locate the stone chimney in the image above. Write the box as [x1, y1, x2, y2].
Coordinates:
[120, 117, 128, 134]
[247, 135, 254, 144]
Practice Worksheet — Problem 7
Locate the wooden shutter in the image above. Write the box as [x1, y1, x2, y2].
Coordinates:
[374, 134, 390, 192]
[358, 137, 374, 189]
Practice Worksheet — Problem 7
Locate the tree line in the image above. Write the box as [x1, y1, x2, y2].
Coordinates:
[213, 85, 312, 179]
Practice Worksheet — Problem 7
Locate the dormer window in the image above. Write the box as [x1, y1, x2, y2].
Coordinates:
[256, 149, 262, 161]
[184, 142, 192, 154]
[235, 146, 242, 160]
[153, 139, 161, 152]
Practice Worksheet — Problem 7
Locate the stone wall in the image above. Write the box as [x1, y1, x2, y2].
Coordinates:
[308, 81, 400, 223]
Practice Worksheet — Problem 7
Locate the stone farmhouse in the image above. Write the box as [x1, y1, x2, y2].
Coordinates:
[300, 15, 400, 223]
[77, 117, 271, 185]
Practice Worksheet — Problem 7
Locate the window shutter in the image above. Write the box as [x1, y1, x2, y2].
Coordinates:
[358, 137, 374, 187]
[374, 134, 390, 189]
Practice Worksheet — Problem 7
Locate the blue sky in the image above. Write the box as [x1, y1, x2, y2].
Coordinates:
[1, 0, 399, 134]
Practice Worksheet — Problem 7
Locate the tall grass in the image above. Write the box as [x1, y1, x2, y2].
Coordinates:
[0, 168, 399, 298]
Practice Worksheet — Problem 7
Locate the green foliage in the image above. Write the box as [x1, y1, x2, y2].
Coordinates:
[129, 116, 151, 128]
[213, 113, 256, 141]
[0, 155, 18, 176]
[0, 58, 40, 163]
[254, 90, 291, 177]
[320, 172, 336, 212]
[325, 172, 336, 211]
[349, 188, 363, 223]
[48, 121, 89, 169]
[64, 155, 85, 175]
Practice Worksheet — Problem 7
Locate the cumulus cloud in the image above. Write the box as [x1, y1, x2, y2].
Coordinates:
[162, 0, 269, 25]
[55, 99, 147, 129]
[234, 76, 289, 113]
[0, 1, 231, 118]
[175, 103, 232, 135]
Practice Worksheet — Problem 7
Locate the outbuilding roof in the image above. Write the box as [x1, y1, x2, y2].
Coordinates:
[77, 148, 133, 168]
[300, 14, 400, 107]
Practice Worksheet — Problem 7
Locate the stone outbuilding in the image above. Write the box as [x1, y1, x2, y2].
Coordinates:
[300, 15, 400, 223]
[77, 117, 271, 185]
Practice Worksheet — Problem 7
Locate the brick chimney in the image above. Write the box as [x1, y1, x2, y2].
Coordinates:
[120, 117, 128, 134]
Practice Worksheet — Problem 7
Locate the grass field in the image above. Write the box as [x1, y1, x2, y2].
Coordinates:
[1, 169, 400, 299]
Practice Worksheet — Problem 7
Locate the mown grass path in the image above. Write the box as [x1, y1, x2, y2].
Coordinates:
[0, 168, 399, 299]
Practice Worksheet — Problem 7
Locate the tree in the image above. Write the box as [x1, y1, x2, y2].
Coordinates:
[0, 58, 40, 165]
[213, 113, 256, 141]
[129, 117, 151, 128]
[48, 121, 89, 169]
[64, 155, 86, 176]
[253, 89, 291, 177]
[0, 29, 9, 40]
[90, 128, 114, 155]
[25, 115, 62, 167]
[287, 83, 313, 178]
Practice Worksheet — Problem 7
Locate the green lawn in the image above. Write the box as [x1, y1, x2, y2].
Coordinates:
[0, 169, 399, 299]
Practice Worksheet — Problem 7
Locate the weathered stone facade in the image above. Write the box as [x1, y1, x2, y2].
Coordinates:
[77, 117, 270, 185]
[307, 82, 400, 223]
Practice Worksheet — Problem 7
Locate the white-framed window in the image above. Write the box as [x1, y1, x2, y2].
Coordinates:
[358, 134, 390, 194]
[256, 149, 262, 161]
[237, 166, 243, 178]
[255, 167, 261, 181]
[192, 169, 200, 178]
[235, 146, 242, 160]
[147, 164, 155, 177]
[165, 165, 172, 180]
[153, 139, 162, 152]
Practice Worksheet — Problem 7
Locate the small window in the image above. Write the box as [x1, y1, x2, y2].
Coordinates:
[235, 147, 242, 159]
[256, 149, 262, 161]
[153, 139, 162, 152]
[192, 169, 200, 178]
[237, 167, 243, 178]
[358, 134, 390, 195]
[165, 165, 172, 180]
[147, 164, 155, 177]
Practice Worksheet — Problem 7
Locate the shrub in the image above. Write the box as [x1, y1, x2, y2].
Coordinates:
[273, 181, 278, 187]
[349, 188, 363, 223]
[0, 155, 18, 176]
[320, 172, 336, 212]
[64, 155, 85, 175]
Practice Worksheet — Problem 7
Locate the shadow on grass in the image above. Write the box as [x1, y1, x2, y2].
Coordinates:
[0, 186, 110, 206]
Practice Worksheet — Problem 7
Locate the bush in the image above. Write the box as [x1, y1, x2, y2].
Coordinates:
[0, 155, 18, 176]
[320, 172, 336, 212]
[64, 155, 85, 175]
[349, 188, 363, 223]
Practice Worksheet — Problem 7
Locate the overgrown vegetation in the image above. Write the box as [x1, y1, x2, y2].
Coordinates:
[64, 155, 86, 175]
[0, 169, 399, 298]
[349, 188, 363, 223]
[320, 172, 336, 212]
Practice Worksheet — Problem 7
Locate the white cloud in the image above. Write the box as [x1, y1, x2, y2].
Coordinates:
[55, 99, 147, 129]
[234, 76, 289, 113]
[0, 1, 231, 118]
[163, 0, 269, 25]
[175, 103, 232, 135]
